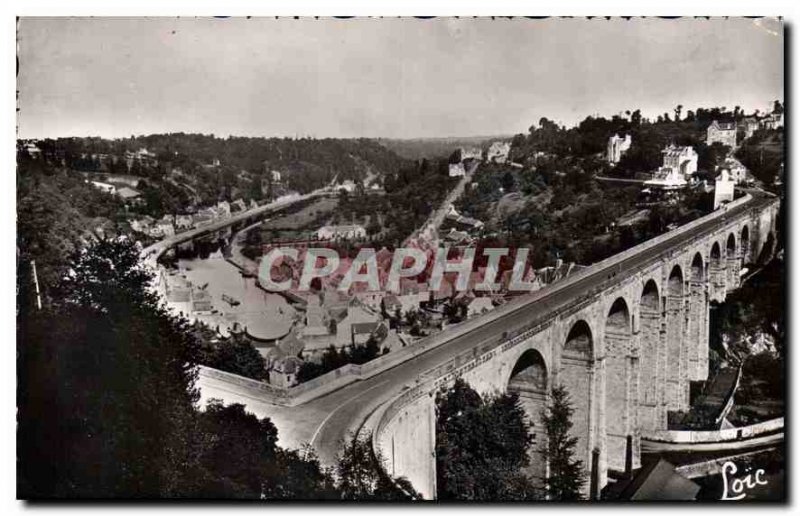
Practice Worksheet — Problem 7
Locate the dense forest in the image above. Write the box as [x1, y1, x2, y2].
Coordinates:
[377, 135, 503, 161]
[25, 134, 409, 193]
[18, 134, 413, 227]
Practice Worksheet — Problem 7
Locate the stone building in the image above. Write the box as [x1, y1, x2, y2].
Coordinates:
[641, 145, 698, 196]
[458, 147, 483, 161]
[660, 144, 698, 178]
[706, 120, 737, 147]
[762, 112, 783, 130]
[718, 157, 749, 185]
[607, 134, 632, 164]
[486, 141, 511, 163]
[448, 163, 466, 177]
[713, 168, 736, 210]
[740, 116, 761, 139]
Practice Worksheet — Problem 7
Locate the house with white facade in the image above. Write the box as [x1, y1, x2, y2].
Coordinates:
[459, 147, 483, 161]
[713, 168, 736, 209]
[718, 157, 749, 185]
[661, 144, 698, 177]
[607, 134, 632, 164]
[642, 145, 698, 192]
[448, 163, 466, 177]
[487, 141, 511, 163]
[762, 112, 784, 130]
[90, 181, 117, 195]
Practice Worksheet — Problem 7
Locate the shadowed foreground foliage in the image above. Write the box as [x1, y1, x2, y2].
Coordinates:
[434, 378, 542, 501]
[16, 238, 410, 499]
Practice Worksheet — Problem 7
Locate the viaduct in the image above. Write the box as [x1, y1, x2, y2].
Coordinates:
[191, 190, 780, 500]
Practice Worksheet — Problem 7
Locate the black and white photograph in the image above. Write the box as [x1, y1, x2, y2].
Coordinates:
[14, 15, 786, 503]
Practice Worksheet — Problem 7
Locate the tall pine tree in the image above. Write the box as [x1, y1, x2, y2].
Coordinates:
[539, 385, 586, 500]
[435, 378, 541, 501]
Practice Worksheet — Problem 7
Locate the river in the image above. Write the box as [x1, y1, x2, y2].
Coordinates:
[163, 251, 297, 341]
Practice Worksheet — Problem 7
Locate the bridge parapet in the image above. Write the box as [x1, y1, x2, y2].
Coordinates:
[199, 193, 776, 410]
[641, 417, 783, 444]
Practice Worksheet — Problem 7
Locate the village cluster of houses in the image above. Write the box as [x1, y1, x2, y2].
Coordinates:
[706, 111, 784, 148]
[19, 141, 160, 171]
[89, 147, 159, 170]
[448, 140, 513, 177]
[441, 204, 485, 245]
[637, 140, 750, 209]
[87, 172, 147, 205]
[606, 115, 778, 210]
[129, 198, 256, 239]
[262, 290, 402, 387]
[608, 109, 783, 170]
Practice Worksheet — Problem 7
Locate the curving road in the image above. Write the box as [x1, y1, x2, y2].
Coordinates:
[198, 190, 778, 467]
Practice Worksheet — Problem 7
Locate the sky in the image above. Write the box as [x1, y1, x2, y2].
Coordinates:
[17, 17, 784, 140]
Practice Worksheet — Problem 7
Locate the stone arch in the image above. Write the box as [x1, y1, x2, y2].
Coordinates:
[507, 348, 548, 484]
[638, 279, 662, 430]
[710, 241, 722, 266]
[564, 319, 593, 359]
[606, 298, 631, 333]
[726, 233, 740, 288]
[688, 253, 709, 382]
[727, 233, 737, 256]
[604, 298, 634, 472]
[668, 264, 683, 296]
[665, 265, 687, 409]
[508, 349, 548, 393]
[741, 225, 750, 264]
[709, 241, 724, 299]
[641, 278, 660, 312]
[690, 253, 704, 282]
[560, 319, 594, 475]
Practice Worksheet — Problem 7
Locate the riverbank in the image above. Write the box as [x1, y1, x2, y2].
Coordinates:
[163, 253, 297, 342]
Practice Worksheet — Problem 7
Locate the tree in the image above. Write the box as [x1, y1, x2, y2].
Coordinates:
[17, 237, 343, 500]
[18, 237, 201, 498]
[335, 433, 420, 500]
[435, 378, 541, 501]
[539, 385, 586, 500]
[697, 142, 731, 172]
[674, 104, 683, 122]
[198, 333, 268, 380]
[500, 170, 516, 191]
[194, 401, 340, 499]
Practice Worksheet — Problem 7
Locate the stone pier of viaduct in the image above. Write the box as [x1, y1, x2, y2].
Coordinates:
[371, 194, 780, 499]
